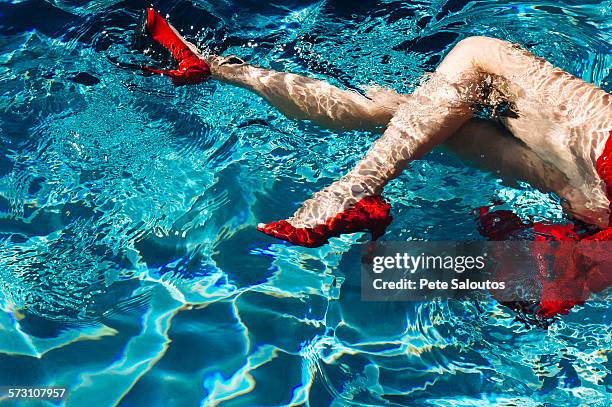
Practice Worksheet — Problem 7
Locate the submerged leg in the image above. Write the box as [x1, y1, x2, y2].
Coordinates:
[259, 70, 479, 245]
[138, 9, 397, 131]
[259, 36, 612, 246]
[209, 57, 397, 131]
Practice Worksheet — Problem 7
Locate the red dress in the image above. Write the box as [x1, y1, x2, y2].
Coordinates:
[477, 130, 612, 318]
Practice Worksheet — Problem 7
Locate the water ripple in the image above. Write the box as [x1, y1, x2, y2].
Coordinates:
[0, 1, 610, 406]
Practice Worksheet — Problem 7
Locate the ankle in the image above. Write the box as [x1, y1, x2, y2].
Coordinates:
[341, 174, 383, 198]
[209, 55, 248, 81]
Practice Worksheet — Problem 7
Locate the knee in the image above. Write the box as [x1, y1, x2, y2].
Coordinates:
[452, 36, 509, 59]
[456, 35, 501, 48]
[439, 36, 512, 76]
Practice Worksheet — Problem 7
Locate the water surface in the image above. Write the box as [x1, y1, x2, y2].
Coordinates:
[0, 1, 610, 405]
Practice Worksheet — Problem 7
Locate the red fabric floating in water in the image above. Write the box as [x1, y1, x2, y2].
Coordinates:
[477, 130, 612, 318]
[596, 130, 612, 226]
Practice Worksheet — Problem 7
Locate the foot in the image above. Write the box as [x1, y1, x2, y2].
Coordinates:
[257, 180, 392, 247]
[137, 8, 210, 85]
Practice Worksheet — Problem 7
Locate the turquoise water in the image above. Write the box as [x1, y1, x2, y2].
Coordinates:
[0, 1, 611, 405]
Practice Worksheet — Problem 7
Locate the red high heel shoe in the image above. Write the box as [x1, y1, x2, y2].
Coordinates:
[139, 8, 210, 85]
[257, 195, 392, 248]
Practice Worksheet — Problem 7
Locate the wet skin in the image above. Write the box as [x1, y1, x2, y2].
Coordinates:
[208, 37, 611, 229]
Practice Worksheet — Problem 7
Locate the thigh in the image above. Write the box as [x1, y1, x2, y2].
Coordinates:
[439, 37, 611, 174]
[444, 119, 569, 194]
[444, 119, 609, 226]
[438, 37, 611, 226]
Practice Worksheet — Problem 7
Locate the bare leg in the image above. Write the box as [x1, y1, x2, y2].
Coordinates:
[210, 56, 572, 195]
[137, 12, 611, 235]
[283, 73, 476, 228]
[445, 119, 570, 194]
[261, 36, 612, 236]
[140, 8, 399, 131]
[209, 56, 397, 131]
[210, 55, 574, 198]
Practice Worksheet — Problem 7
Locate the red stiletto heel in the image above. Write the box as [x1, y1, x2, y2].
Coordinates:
[257, 195, 393, 248]
[139, 8, 210, 85]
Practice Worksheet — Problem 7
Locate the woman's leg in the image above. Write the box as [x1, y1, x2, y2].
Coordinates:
[211, 55, 572, 196]
[260, 36, 612, 241]
[209, 56, 397, 131]
[141, 8, 397, 132]
[271, 75, 477, 229]
[137, 11, 611, 237]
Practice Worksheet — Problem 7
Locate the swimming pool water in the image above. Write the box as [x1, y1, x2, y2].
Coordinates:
[0, 1, 610, 405]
